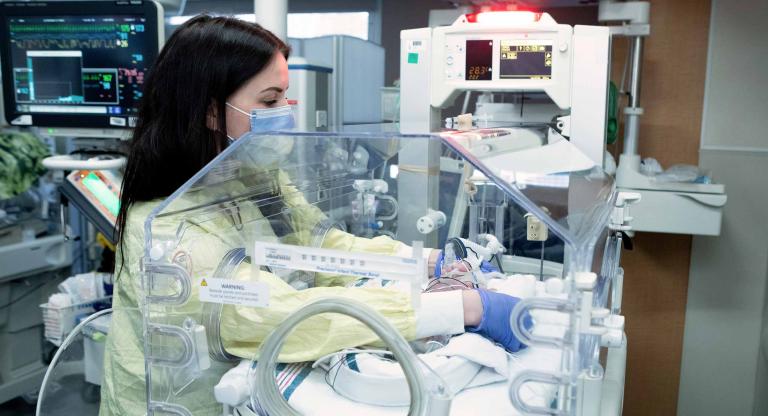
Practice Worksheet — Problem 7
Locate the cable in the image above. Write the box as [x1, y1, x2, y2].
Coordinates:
[461, 91, 472, 114]
[493, 253, 505, 274]
[619, 37, 632, 97]
[176, 0, 188, 16]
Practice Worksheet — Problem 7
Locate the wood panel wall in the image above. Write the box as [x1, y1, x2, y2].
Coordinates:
[608, 1, 711, 415]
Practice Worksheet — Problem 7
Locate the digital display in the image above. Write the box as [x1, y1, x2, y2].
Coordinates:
[1, 1, 160, 130]
[465, 40, 493, 81]
[500, 40, 553, 80]
[81, 171, 120, 218]
[6, 16, 149, 120]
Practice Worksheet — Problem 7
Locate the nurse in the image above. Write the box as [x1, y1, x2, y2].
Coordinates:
[100, 15, 526, 415]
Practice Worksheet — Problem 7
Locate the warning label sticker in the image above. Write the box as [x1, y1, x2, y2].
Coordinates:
[199, 278, 269, 308]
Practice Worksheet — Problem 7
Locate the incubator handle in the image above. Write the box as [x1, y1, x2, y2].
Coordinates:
[510, 297, 573, 349]
[376, 194, 399, 221]
[252, 297, 450, 416]
[508, 370, 568, 416]
[147, 402, 194, 416]
[142, 261, 192, 305]
[146, 323, 196, 368]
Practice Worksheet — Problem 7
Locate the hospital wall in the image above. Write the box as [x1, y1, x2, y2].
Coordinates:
[610, 1, 711, 415]
[677, 0, 768, 414]
[382, 1, 711, 414]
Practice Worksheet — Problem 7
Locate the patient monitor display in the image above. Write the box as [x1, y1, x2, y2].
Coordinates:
[500, 40, 553, 80]
[0, 1, 162, 129]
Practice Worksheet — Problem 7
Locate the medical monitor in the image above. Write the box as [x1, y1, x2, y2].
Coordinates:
[61, 169, 122, 243]
[0, 1, 163, 136]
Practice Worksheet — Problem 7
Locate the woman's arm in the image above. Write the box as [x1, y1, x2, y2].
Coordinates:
[462, 290, 483, 326]
[220, 265, 480, 362]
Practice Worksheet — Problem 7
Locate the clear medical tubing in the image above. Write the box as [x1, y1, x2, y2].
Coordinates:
[251, 298, 450, 416]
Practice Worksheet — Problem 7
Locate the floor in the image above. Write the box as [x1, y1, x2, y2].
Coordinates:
[0, 374, 100, 416]
[0, 397, 35, 416]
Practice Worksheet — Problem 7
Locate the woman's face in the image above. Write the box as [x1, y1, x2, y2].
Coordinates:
[224, 51, 290, 139]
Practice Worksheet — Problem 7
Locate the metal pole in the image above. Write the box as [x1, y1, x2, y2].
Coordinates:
[622, 36, 644, 157]
[253, 0, 287, 41]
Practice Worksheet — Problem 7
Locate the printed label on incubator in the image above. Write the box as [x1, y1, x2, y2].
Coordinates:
[407, 40, 423, 52]
[253, 241, 426, 284]
[199, 278, 269, 307]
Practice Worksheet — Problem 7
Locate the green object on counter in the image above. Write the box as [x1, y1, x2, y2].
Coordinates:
[0, 131, 50, 199]
[606, 82, 619, 145]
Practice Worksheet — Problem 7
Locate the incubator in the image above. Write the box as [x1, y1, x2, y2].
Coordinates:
[140, 130, 629, 416]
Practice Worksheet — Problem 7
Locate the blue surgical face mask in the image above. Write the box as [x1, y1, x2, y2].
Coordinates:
[225, 102, 296, 143]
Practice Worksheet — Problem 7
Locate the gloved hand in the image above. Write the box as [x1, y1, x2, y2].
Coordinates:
[478, 260, 499, 273]
[432, 250, 445, 278]
[466, 289, 532, 352]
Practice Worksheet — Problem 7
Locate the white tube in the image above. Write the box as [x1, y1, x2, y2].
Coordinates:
[253, 0, 287, 40]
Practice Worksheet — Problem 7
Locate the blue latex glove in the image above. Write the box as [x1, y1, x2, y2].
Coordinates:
[466, 289, 532, 352]
[479, 260, 499, 273]
[433, 250, 445, 278]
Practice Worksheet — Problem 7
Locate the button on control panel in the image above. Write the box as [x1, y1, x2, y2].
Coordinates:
[444, 40, 466, 81]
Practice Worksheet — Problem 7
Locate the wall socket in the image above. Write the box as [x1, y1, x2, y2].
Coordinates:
[526, 214, 548, 241]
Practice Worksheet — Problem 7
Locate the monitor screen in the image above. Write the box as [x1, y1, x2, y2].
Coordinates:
[499, 40, 553, 80]
[0, 1, 161, 130]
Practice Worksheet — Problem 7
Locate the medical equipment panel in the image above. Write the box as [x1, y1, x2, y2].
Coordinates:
[428, 13, 573, 110]
[60, 169, 122, 244]
[400, 12, 610, 167]
[498, 40, 553, 80]
[0, 1, 163, 135]
[141, 131, 623, 416]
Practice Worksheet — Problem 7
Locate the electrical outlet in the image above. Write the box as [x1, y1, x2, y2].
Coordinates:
[526, 214, 548, 241]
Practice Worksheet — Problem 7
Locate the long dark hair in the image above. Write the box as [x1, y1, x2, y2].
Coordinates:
[115, 15, 289, 270]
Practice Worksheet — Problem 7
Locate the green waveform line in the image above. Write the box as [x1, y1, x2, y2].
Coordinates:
[9, 23, 118, 33]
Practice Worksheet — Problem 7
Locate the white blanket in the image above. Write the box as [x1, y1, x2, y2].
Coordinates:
[233, 343, 561, 416]
[222, 277, 570, 415]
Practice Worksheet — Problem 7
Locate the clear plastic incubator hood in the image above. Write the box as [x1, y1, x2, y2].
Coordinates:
[139, 130, 629, 416]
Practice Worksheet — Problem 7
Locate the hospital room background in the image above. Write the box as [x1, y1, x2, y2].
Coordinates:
[0, 0, 766, 415]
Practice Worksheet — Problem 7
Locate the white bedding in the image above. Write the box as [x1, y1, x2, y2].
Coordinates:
[234, 344, 561, 416]
[221, 276, 569, 415]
